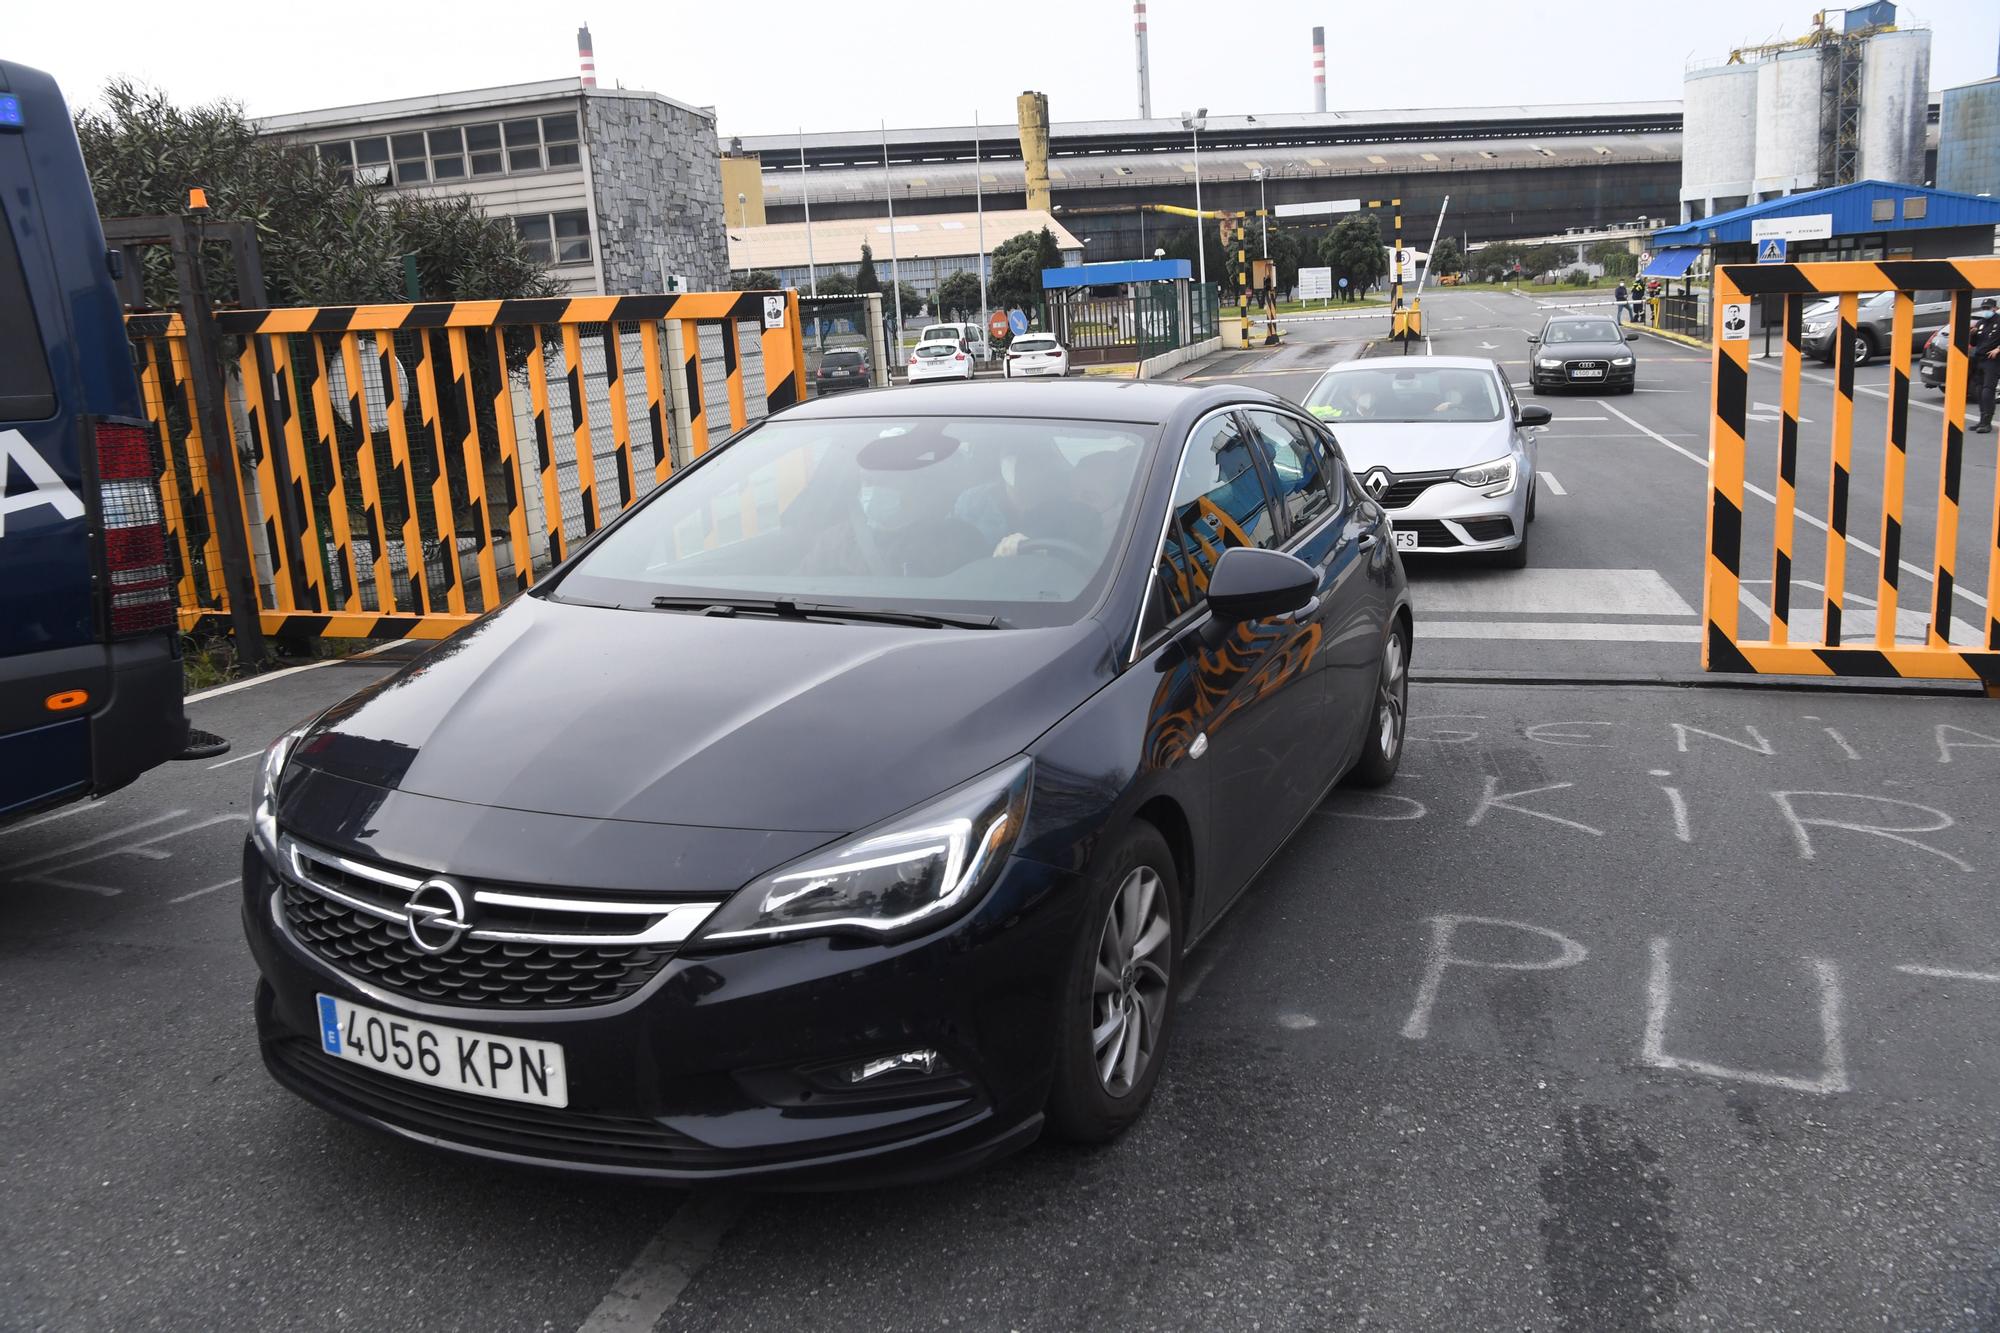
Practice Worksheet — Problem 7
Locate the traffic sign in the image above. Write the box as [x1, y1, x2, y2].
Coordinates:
[1757, 238, 1788, 264]
[1008, 308, 1029, 336]
[988, 309, 1009, 339]
[1338, 277, 1349, 289]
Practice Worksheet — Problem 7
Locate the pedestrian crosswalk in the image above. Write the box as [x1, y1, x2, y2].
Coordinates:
[1411, 567, 1701, 642]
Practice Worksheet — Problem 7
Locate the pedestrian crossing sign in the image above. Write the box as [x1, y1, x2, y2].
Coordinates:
[1757, 238, 1787, 264]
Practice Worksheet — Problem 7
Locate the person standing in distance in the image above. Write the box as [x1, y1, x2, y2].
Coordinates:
[1973, 308, 2000, 434]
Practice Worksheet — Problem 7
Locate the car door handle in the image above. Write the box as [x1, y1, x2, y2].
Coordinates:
[1357, 531, 1378, 550]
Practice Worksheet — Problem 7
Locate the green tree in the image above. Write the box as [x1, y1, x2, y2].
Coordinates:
[74, 79, 556, 307]
[1320, 215, 1385, 300]
[936, 270, 983, 318]
[1588, 239, 1637, 278]
[854, 242, 880, 294]
[1469, 241, 1522, 283]
[816, 270, 858, 296]
[1429, 236, 1464, 275]
[1034, 226, 1064, 279]
[730, 269, 780, 291]
[887, 280, 925, 320]
[988, 230, 1046, 310]
[1518, 245, 1567, 281]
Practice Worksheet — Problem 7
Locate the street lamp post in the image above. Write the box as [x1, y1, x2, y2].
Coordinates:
[798, 127, 816, 296]
[738, 192, 747, 229]
[1179, 108, 1207, 292]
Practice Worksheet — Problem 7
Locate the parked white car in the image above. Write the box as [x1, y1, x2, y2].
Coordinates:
[919, 322, 993, 363]
[905, 339, 975, 384]
[1004, 336, 1070, 379]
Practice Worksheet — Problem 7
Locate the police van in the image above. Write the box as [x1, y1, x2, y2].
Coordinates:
[2, 60, 194, 823]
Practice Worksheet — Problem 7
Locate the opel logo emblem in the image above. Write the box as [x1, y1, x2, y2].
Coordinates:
[1364, 467, 1394, 499]
[404, 878, 469, 955]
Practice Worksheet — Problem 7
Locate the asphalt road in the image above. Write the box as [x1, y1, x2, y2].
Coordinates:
[7, 321, 2000, 1330]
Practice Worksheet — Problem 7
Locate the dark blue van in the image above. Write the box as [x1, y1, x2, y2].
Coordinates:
[1, 60, 190, 822]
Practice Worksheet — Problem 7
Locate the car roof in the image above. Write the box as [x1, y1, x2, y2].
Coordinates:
[778, 378, 1286, 426]
[1544, 314, 1615, 323]
[1315, 355, 1501, 374]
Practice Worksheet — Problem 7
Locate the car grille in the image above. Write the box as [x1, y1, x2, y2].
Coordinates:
[1564, 360, 1608, 381]
[1376, 472, 1452, 509]
[274, 837, 719, 1010]
[1394, 519, 1459, 549]
[1459, 517, 1515, 543]
[269, 1037, 985, 1172]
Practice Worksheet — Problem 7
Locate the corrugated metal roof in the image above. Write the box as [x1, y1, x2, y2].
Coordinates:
[728, 210, 1083, 270]
[1650, 180, 2000, 247]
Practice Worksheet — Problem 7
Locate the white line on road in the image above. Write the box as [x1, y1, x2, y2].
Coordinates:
[5, 801, 104, 834]
[185, 640, 407, 704]
[169, 876, 241, 905]
[1750, 357, 1945, 415]
[36, 813, 247, 880]
[1422, 621, 1700, 642]
[1895, 965, 2000, 984]
[579, 1193, 747, 1333]
[1544, 415, 1608, 422]
[1596, 398, 1988, 612]
[207, 751, 260, 770]
[7, 810, 191, 872]
[1538, 471, 1567, 495]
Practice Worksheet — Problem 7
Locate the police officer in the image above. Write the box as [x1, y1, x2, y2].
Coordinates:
[1973, 308, 2000, 435]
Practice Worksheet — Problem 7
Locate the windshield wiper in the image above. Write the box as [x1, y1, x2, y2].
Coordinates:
[647, 595, 1003, 630]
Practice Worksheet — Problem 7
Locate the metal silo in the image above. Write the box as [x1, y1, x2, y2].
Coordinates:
[1754, 48, 1827, 196]
[1858, 28, 1930, 184]
[1681, 63, 1760, 212]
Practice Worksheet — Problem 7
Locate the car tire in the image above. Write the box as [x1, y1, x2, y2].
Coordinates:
[1500, 525, 1530, 569]
[1851, 333, 1875, 368]
[1346, 617, 1410, 789]
[1046, 822, 1182, 1145]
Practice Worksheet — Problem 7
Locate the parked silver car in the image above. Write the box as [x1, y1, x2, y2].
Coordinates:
[1802, 290, 1951, 367]
[1304, 356, 1550, 568]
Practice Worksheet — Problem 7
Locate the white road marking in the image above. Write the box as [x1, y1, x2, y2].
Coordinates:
[7, 810, 192, 872]
[579, 1193, 747, 1333]
[5, 801, 104, 834]
[1402, 915, 1587, 1041]
[1750, 357, 1945, 415]
[1538, 471, 1567, 496]
[1596, 397, 1988, 612]
[33, 814, 248, 884]
[1543, 415, 1609, 422]
[1896, 965, 2000, 984]
[1421, 621, 1701, 642]
[207, 751, 260, 770]
[1642, 938, 1849, 1095]
[1410, 568, 1695, 616]
[169, 876, 241, 905]
[184, 641, 407, 704]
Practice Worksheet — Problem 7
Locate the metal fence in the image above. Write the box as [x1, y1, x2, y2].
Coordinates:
[1190, 286, 1220, 342]
[1656, 293, 1707, 341]
[127, 290, 805, 641]
[1703, 259, 1999, 689]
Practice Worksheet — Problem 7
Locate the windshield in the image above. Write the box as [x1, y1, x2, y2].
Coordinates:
[1543, 320, 1622, 344]
[914, 344, 956, 359]
[555, 416, 1153, 628]
[1306, 366, 1504, 423]
[1013, 339, 1058, 353]
[822, 349, 864, 366]
[921, 326, 964, 341]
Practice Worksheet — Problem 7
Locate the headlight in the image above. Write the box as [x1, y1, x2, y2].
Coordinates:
[1536, 357, 1562, 369]
[696, 756, 1033, 944]
[1804, 321, 1831, 337]
[1453, 456, 1517, 496]
[250, 721, 312, 861]
[1612, 355, 1634, 366]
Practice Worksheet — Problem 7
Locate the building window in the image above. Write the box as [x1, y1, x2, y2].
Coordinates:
[1903, 196, 1927, 220]
[428, 127, 466, 180]
[318, 141, 354, 183]
[504, 119, 543, 173]
[542, 113, 580, 167]
[1872, 197, 1895, 222]
[353, 136, 389, 185]
[392, 132, 428, 185]
[467, 123, 504, 176]
[515, 210, 592, 266]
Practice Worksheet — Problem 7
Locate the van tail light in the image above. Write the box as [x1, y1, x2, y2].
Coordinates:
[93, 419, 176, 638]
[909, 354, 918, 365]
[954, 352, 966, 362]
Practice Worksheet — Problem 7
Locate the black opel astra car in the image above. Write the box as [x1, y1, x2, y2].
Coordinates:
[244, 380, 1411, 1186]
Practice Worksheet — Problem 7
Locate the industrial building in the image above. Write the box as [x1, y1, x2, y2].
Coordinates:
[725, 211, 1083, 302]
[1938, 76, 2000, 198]
[1679, 2, 1930, 222]
[258, 69, 729, 295]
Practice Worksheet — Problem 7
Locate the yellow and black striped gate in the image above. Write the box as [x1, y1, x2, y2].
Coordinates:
[128, 290, 804, 641]
[1703, 259, 2000, 689]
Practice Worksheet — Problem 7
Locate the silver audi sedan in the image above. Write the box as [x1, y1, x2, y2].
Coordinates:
[1302, 356, 1549, 568]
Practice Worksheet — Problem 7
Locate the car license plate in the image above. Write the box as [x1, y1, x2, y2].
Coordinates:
[315, 993, 569, 1107]
[1393, 529, 1420, 551]
[1572, 368, 1604, 379]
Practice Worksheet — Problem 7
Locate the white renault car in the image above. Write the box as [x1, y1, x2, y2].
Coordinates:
[1303, 356, 1550, 567]
[905, 338, 975, 384]
[1004, 335, 1070, 378]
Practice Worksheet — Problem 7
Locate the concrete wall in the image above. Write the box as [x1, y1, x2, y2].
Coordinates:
[1858, 30, 1931, 187]
[584, 91, 728, 294]
[1754, 49, 1826, 198]
[1939, 79, 2000, 199]
[1682, 64, 1759, 210]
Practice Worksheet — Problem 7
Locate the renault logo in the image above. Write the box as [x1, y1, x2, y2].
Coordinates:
[1363, 467, 1394, 499]
[404, 878, 470, 955]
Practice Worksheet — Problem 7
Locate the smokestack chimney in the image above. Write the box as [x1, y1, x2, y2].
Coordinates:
[578, 25, 597, 88]
[1017, 91, 1051, 213]
[1134, 1, 1152, 119]
[1313, 27, 1326, 113]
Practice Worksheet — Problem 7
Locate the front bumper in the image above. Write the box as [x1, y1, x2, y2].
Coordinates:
[1380, 470, 1528, 553]
[243, 839, 1084, 1187]
[1530, 361, 1635, 391]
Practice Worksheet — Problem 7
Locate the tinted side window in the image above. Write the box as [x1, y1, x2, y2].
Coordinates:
[1245, 410, 1336, 535]
[1153, 413, 1278, 624]
[0, 209, 57, 421]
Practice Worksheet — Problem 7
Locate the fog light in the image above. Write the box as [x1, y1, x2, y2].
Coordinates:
[842, 1049, 941, 1084]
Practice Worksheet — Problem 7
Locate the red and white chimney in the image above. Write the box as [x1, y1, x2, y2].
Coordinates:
[1134, 1, 1152, 119]
[1312, 27, 1326, 113]
[578, 25, 597, 88]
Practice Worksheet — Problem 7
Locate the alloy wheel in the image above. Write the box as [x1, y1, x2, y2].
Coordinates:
[1377, 631, 1408, 762]
[1091, 866, 1171, 1097]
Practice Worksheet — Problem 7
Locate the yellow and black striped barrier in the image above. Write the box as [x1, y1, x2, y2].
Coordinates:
[129, 290, 805, 642]
[1704, 260, 2000, 690]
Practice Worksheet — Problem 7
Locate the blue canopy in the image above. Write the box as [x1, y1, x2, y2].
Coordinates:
[1642, 248, 1700, 279]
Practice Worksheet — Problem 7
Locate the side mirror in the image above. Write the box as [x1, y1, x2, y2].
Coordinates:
[1526, 333, 1540, 344]
[1517, 404, 1553, 427]
[1206, 547, 1318, 622]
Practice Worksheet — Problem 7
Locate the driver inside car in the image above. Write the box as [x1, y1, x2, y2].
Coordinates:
[954, 444, 1101, 558]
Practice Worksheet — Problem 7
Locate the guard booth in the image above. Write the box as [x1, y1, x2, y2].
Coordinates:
[1039, 259, 1195, 366]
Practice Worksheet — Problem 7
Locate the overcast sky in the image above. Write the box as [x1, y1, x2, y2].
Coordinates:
[15, 0, 1999, 137]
